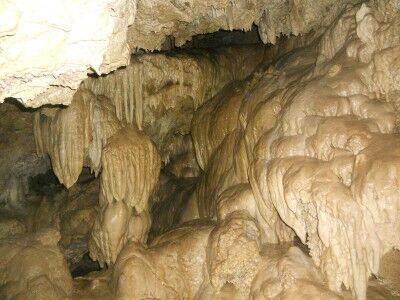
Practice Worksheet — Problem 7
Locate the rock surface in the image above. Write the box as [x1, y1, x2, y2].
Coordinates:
[0, 229, 73, 300]
[2, 0, 400, 299]
[0, 0, 136, 107]
[1, 0, 356, 107]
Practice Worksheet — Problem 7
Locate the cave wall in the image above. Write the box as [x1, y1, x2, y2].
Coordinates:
[1, 0, 400, 299]
[1, 0, 357, 107]
[0, 102, 49, 216]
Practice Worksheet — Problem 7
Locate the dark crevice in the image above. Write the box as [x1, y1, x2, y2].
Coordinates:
[28, 169, 65, 198]
[148, 170, 198, 242]
[70, 252, 102, 278]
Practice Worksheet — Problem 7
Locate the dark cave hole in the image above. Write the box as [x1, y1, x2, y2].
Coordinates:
[28, 169, 66, 198]
[293, 234, 311, 256]
[148, 170, 198, 243]
[70, 252, 102, 278]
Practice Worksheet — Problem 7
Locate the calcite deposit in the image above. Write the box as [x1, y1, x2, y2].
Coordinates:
[184, 2, 400, 299]
[1, 0, 400, 299]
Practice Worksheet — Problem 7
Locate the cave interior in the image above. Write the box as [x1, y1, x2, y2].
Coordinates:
[1, 1, 400, 299]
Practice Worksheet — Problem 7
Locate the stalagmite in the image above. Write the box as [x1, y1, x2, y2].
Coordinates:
[251, 247, 343, 299]
[112, 211, 262, 299]
[90, 127, 160, 266]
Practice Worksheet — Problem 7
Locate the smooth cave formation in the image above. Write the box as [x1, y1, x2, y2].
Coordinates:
[1, 1, 400, 299]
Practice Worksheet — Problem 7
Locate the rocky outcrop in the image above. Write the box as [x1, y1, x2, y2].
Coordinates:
[0, 101, 49, 215]
[0, 229, 73, 300]
[0, 0, 136, 107]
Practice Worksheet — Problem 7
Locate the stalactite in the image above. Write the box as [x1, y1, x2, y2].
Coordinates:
[33, 90, 122, 187]
[82, 46, 267, 162]
[100, 127, 161, 210]
[34, 90, 161, 266]
[133, 62, 143, 130]
[33, 91, 93, 188]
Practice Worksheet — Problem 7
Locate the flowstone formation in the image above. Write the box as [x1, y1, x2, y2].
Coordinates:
[186, 2, 400, 299]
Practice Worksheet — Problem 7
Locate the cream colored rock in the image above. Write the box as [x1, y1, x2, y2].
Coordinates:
[112, 221, 214, 299]
[89, 127, 160, 266]
[34, 90, 122, 188]
[251, 247, 342, 300]
[216, 183, 257, 221]
[207, 211, 262, 295]
[112, 212, 262, 299]
[35, 90, 161, 265]
[0, 0, 136, 107]
[191, 131, 241, 219]
[247, 3, 400, 296]
[0, 229, 73, 299]
[184, 2, 400, 299]
[99, 127, 161, 211]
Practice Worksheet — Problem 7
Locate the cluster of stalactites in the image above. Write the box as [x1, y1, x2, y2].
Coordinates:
[89, 126, 160, 266]
[34, 89, 161, 265]
[82, 47, 267, 131]
[33, 90, 121, 188]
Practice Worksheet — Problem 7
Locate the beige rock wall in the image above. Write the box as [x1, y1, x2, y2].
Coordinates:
[0, 0, 136, 107]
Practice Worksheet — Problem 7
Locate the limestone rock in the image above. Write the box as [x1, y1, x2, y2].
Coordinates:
[186, 2, 400, 298]
[0, 229, 73, 299]
[0, 0, 136, 107]
[251, 247, 342, 300]
[112, 212, 263, 299]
